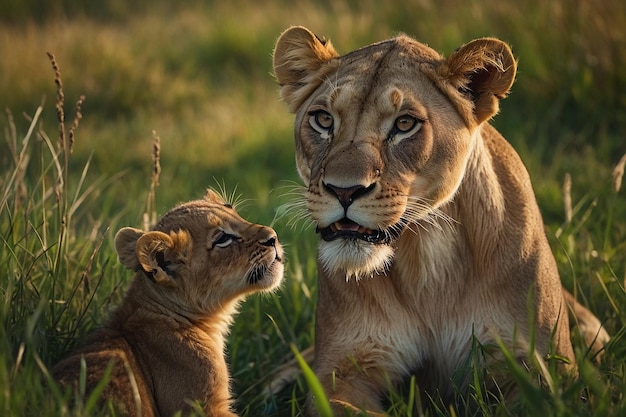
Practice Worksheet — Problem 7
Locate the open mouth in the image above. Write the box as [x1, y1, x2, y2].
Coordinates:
[317, 218, 405, 244]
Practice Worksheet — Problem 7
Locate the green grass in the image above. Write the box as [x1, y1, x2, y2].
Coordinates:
[1, 0, 625, 415]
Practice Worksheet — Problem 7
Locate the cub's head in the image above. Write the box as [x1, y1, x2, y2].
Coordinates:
[114, 189, 284, 315]
[273, 26, 516, 278]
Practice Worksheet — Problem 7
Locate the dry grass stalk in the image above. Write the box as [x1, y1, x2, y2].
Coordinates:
[43, 53, 87, 317]
[4, 109, 17, 161]
[46, 52, 66, 154]
[67, 95, 86, 153]
[151, 130, 162, 188]
[613, 152, 626, 193]
[563, 172, 572, 224]
[143, 130, 161, 230]
[46, 51, 68, 214]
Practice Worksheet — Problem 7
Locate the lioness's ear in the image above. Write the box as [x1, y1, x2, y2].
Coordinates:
[135, 230, 191, 288]
[273, 26, 339, 112]
[115, 227, 145, 271]
[445, 38, 517, 124]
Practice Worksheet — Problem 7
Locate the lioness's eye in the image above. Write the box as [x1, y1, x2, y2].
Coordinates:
[310, 110, 334, 131]
[212, 232, 237, 248]
[395, 115, 418, 132]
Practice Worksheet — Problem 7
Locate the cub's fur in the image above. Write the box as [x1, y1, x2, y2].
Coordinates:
[53, 189, 284, 417]
[273, 26, 609, 415]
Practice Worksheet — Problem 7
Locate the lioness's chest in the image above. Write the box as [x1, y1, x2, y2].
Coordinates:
[356, 229, 499, 376]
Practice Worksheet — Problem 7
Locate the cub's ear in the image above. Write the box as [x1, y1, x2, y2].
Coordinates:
[135, 230, 191, 288]
[115, 228, 191, 288]
[115, 227, 146, 271]
[203, 188, 225, 205]
[273, 26, 339, 112]
[444, 38, 517, 124]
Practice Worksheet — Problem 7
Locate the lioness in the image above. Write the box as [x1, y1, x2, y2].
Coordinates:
[53, 189, 284, 417]
[273, 26, 608, 415]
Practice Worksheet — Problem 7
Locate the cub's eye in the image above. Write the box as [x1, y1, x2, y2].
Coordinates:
[395, 115, 418, 132]
[212, 232, 238, 248]
[309, 110, 334, 135]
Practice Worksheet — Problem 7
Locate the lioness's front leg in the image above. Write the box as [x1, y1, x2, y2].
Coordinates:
[309, 348, 390, 417]
[563, 288, 610, 358]
[308, 267, 410, 416]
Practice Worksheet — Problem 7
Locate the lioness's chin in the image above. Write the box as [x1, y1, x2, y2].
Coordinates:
[318, 239, 395, 280]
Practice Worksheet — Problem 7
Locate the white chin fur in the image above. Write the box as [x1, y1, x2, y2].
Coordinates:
[318, 239, 395, 280]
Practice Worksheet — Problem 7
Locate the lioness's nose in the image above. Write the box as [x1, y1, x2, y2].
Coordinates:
[323, 182, 376, 210]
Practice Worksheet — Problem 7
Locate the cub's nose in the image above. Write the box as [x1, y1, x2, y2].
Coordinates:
[323, 182, 376, 210]
[258, 229, 282, 261]
[260, 236, 276, 247]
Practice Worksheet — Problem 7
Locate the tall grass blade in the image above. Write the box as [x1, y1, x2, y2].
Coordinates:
[291, 343, 333, 417]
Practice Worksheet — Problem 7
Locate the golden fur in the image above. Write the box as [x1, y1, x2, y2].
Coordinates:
[273, 26, 609, 415]
[53, 189, 284, 417]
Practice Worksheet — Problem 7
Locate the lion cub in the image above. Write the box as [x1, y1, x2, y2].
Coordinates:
[53, 189, 284, 417]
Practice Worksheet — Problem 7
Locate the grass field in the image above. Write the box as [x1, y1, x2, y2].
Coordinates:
[1, 0, 625, 415]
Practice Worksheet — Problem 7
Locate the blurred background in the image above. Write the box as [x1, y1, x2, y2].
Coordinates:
[1, 1, 625, 415]
[1, 0, 624, 214]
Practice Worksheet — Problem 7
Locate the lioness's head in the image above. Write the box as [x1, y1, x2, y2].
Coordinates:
[114, 189, 284, 315]
[273, 26, 515, 278]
